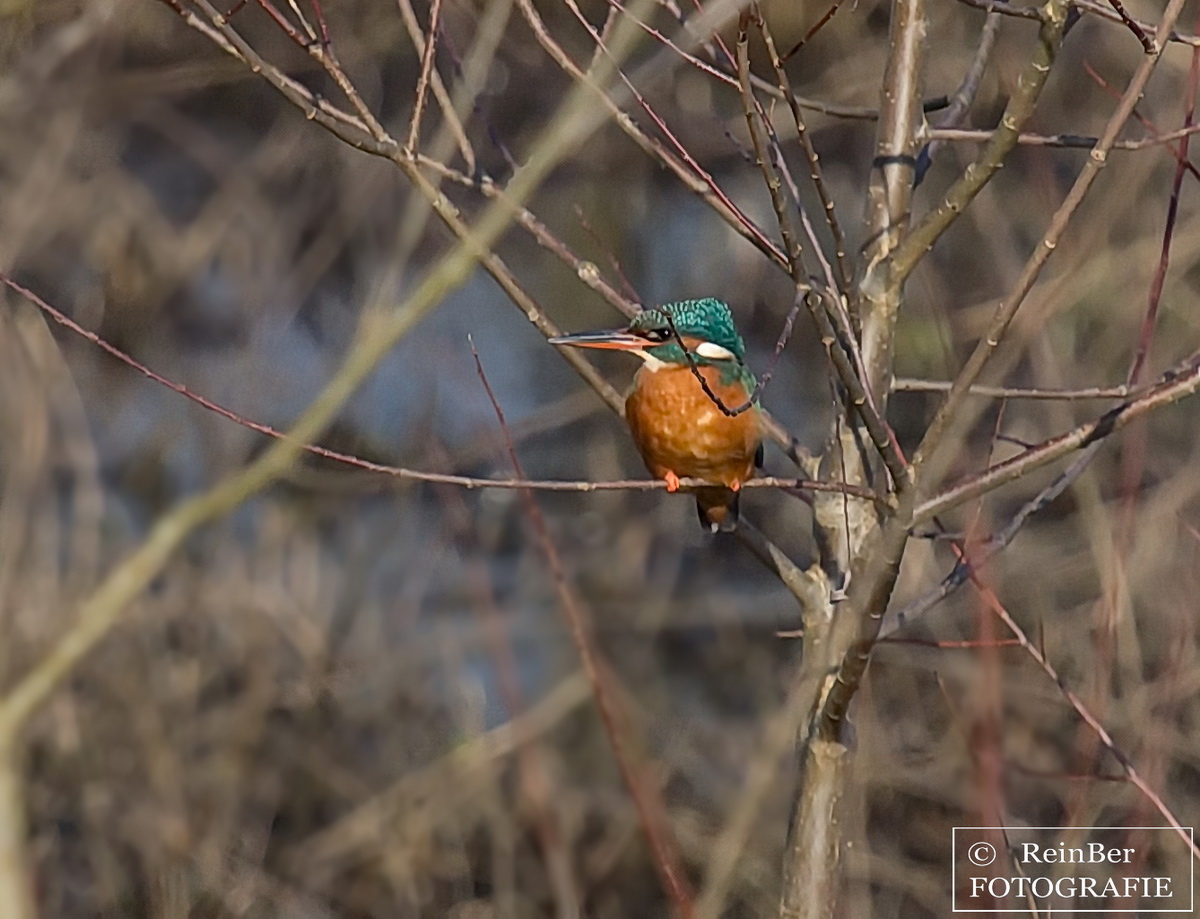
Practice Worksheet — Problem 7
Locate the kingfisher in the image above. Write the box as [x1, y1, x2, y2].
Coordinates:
[550, 298, 763, 532]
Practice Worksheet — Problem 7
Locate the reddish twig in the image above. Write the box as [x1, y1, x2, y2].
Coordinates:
[889, 444, 1104, 631]
[308, 0, 330, 46]
[782, 0, 845, 62]
[1073, 0, 1200, 46]
[968, 578, 1199, 860]
[1083, 61, 1200, 186]
[736, 11, 806, 291]
[557, 0, 787, 265]
[755, 8, 852, 299]
[1129, 61, 1198, 387]
[882, 636, 1022, 649]
[601, 0, 739, 88]
[1, 275, 869, 500]
[469, 339, 697, 919]
[430, 459, 580, 914]
[1077, 15, 1200, 854]
[253, 0, 310, 47]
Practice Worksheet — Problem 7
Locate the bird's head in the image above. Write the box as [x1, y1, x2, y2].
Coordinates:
[549, 298, 751, 386]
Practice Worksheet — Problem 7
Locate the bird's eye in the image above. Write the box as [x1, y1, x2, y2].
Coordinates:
[640, 327, 670, 343]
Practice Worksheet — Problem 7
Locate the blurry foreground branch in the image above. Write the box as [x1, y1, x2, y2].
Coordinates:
[0, 7, 660, 915]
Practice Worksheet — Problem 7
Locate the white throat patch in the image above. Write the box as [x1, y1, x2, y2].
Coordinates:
[636, 350, 669, 372]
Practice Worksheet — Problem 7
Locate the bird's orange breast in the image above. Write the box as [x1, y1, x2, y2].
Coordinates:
[624, 361, 760, 488]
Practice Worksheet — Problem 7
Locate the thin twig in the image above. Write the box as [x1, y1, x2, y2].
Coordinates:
[737, 12, 805, 284]
[893, 378, 1133, 399]
[283, 0, 318, 43]
[928, 121, 1200, 150]
[782, 0, 846, 61]
[573, 205, 643, 304]
[1128, 58, 1198, 386]
[560, 0, 786, 264]
[953, 0, 1200, 45]
[923, 12, 1002, 170]
[805, 288, 912, 490]
[953, 0, 1042, 19]
[0, 275, 867, 500]
[251, 0, 310, 47]
[970, 580, 1199, 858]
[915, 350, 1200, 523]
[405, 0, 445, 153]
[1083, 62, 1200, 182]
[513, 0, 788, 267]
[757, 9, 852, 301]
[470, 341, 697, 918]
[1104, 0, 1156, 52]
[307, 0, 330, 45]
[1073, 0, 1200, 46]
[887, 443, 1103, 631]
[396, 0, 477, 171]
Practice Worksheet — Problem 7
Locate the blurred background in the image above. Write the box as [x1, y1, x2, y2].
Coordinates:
[1, 0, 1200, 915]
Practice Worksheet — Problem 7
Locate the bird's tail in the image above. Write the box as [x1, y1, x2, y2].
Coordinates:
[695, 486, 740, 533]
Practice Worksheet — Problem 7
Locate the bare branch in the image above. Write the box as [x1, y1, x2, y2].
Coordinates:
[1103, 0, 1157, 52]
[891, 0, 1070, 286]
[401, 0, 447, 155]
[737, 13, 805, 283]
[893, 378, 1133, 399]
[856, 0, 928, 408]
[923, 11, 1002, 168]
[1073, 0, 1200, 45]
[805, 288, 911, 491]
[972, 582, 1199, 857]
[888, 442, 1104, 630]
[915, 350, 1200, 524]
[514, 0, 787, 266]
[0, 0, 663, 744]
[757, 10, 852, 300]
[928, 120, 1200, 150]
[911, 0, 1188, 482]
[3, 275, 862, 501]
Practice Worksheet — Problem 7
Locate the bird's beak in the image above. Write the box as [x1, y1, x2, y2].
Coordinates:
[547, 329, 650, 351]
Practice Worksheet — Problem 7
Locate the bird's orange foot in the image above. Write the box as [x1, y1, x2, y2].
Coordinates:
[729, 479, 742, 493]
[664, 470, 681, 493]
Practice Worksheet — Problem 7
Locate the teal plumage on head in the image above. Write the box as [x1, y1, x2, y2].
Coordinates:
[631, 298, 757, 393]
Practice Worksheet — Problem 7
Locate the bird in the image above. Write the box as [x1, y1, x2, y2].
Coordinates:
[549, 298, 763, 532]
